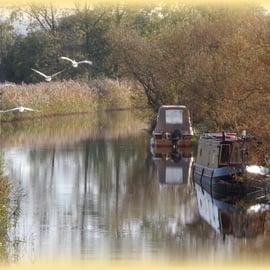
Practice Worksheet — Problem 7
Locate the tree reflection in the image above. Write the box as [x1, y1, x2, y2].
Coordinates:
[5, 111, 266, 263]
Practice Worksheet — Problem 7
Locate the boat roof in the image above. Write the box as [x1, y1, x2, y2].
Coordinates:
[158, 105, 187, 110]
[154, 105, 192, 134]
[200, 132, 238, 141]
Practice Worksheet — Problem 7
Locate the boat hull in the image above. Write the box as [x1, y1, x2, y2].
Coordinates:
[192, 163, 245, 197]
[151, 134, 193, 148]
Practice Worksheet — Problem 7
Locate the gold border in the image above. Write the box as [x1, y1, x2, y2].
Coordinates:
[1, 0, 270, 269]
[0, 0, 269, 8]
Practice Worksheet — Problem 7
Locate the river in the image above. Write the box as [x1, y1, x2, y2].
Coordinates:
[1, 111, 270, 265]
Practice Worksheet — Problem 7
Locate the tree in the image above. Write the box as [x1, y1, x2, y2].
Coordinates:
[23, 3, 63, 36]
[3, 31, 62, 83]
[0, 21, 16, 81]
[107, 4, 199, 110]
[108, 2, 270, 143]
[57, 3, 112, 79]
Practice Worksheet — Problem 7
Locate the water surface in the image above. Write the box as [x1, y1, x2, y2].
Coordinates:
[2, 111, 270, 264]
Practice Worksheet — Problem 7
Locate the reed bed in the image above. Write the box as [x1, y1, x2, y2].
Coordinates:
[0, 79, 146, 122]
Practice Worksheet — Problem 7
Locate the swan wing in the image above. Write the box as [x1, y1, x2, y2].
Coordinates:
[77, 60, 93, 65]
[0, 109, 11, 113]
[31, 68, 48, 78]
[22, 107, 36, 111]
[51, 69, 65, 77]
[60, 56, 74, 63]
[0, 107, 20, 112]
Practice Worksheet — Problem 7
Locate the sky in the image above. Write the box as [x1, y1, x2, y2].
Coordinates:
[0, 0, 268, 7]
[1, 0, 270, 35]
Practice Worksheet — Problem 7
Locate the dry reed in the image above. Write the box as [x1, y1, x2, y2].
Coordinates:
[0, 79, 145, 121]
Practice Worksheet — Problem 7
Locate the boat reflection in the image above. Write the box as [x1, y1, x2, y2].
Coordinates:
[151, 147, 193, 185]
[194, 180, 270, 238]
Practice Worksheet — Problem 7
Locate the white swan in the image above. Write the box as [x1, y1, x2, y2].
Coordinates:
[0, 106, 39, 113]
[31, 68, 64, 82]
[60, 56, 93, 67]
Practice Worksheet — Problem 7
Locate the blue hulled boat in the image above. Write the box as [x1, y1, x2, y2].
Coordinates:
[192, 132, 254, 195]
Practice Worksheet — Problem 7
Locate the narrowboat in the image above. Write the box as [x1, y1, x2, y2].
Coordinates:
[192, 131, 267, 194]
[150, 105, 194, 150]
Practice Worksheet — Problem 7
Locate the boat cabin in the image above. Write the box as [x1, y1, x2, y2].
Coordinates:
[193, 131, 268, 195]
[196, 133, 246, 168]
[151, 105, 193, 148]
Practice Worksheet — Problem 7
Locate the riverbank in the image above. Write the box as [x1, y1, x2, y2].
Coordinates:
[0, 79, 148, 122]
[0, 154, 15, 262]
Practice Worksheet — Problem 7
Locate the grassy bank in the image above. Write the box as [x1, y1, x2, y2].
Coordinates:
[0, 154, 13, 262]
[0, 79, 148, 122]
[0, 161, 9, 261]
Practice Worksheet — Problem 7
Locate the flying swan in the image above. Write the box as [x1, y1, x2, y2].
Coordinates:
[60, 56, 93, 67]
[0, 106, 40, 113]
[31, 68, 64, 82]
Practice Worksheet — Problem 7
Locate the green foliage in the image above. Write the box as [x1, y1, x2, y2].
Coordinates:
[0, 153, 12, 262]
[57, 4, 111, 78]
[0, 2, 200, 82]
[3, 31, 62, 83]
[0, 21, 16, 81]
[0, 22, 15, 58]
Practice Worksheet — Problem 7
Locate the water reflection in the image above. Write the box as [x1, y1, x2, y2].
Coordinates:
[151, 147, 193, 185]
[3, 112, 270, 264]
[3, 112, 199, 264]
[194, 180, 270, 238]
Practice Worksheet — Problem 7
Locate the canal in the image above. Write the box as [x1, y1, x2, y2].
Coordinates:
[1, 110, 270, 264]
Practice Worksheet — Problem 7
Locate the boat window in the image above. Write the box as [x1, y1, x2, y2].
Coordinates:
[211, 150, 216, 164]
[165, 110, 183, 124]
[230, 143, 242, 164]
[219, 144, 231, 164]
